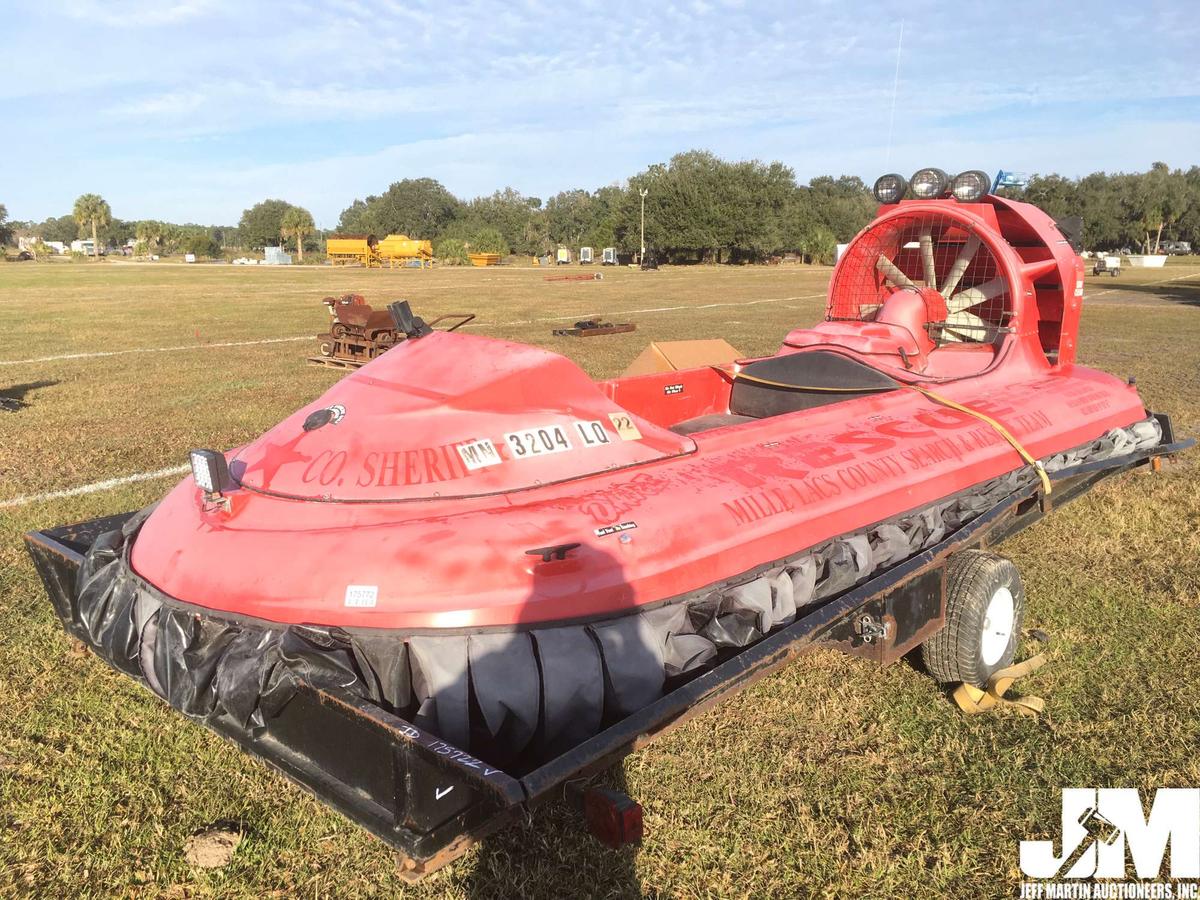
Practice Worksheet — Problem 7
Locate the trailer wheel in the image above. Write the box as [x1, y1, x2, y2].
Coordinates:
[922, 551, 1025, 688]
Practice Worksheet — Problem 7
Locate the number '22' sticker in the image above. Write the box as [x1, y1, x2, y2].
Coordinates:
[608, 412, 642, 441]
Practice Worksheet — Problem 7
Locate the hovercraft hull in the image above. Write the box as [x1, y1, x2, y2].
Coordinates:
[22, 425, 1186, 876]
[23, 189, 1194, 874]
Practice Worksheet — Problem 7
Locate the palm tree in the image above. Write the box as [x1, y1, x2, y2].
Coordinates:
[135, 220, 165, 255]
[280, 206, 315, 262]
[73, 194, 112, 258]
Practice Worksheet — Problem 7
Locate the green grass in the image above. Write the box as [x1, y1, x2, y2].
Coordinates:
[1, 259, 1198, 898]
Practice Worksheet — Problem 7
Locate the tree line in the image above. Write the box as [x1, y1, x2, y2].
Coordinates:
[5, 154, 1200, 263]
[1007, 162, 1200, 253]
[333, 154, 877, 264]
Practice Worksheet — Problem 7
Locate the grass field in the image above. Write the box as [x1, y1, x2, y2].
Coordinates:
[1, 259, 1198, 898]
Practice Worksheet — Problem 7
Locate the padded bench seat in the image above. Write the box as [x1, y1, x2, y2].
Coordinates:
[669, 351, 898, 435]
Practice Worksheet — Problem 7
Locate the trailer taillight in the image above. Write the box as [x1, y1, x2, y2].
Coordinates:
[584, 788, 644, 849]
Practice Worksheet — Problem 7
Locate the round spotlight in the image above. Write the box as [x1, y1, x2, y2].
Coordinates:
[873, 173, 908, 204]
[910, 167, 950, 199]
[951, 170, 991, 202]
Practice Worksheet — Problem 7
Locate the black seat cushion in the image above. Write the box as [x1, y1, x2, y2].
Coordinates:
[729, 351, 898, 419]
[670, 413, 757, 435]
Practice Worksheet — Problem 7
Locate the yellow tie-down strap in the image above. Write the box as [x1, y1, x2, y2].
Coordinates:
[953, 641, 1050, 717]
[724, 369, 897, 394]
[907, 386, 1053, 497]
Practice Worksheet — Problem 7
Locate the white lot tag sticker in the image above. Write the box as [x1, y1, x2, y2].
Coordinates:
[457, 438, 502, 471]
[607, 412, 642, 441]
[344, 585, 378, 608]
[664, 383, 684, 395]
[575, 420, 611, 447]
[595, 521, 637, 537]
[505, 424, 572, 458]
[1075, 278, 1084, 297]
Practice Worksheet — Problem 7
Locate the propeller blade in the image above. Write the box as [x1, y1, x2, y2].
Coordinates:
[939, 235, 981, 299]
[876, 254, 915, 289]
[919, 229, 936, 290]
[947, 276, 1007, 313]
[941, 310, 989, 343]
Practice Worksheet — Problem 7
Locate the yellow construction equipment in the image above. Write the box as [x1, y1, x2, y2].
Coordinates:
[378, 234, 434, 268]
[468, 252, 501, 267]
[326, 234, 379, 267]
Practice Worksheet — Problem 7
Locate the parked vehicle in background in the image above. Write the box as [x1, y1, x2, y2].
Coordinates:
[1160, 241, 1192, 255]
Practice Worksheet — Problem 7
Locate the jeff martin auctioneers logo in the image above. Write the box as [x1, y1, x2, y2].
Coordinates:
[1019, 789, 1199, 898]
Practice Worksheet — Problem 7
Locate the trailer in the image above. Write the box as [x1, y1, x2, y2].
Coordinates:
[377, 234, 434, 268]
[22, 416, 1188, 880]
[326, 234, 380, 267]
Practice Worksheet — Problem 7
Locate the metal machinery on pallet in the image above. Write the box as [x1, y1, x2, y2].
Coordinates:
[308, 294, 474, 370]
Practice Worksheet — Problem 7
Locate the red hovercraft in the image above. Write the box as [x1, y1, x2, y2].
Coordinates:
[26, 168, 1191, 876]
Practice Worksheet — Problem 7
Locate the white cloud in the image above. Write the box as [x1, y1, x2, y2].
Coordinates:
[63, 0, 216, 26]
[3, 0, 1198, 222]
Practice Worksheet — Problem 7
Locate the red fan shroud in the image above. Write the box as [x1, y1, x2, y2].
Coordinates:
[828, 209, 1014, 345]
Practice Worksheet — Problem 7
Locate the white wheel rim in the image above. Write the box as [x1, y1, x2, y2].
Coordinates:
[980, 586, 1015, 667]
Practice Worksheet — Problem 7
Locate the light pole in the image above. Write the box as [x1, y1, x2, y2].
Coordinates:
[639, 187, 648, 263]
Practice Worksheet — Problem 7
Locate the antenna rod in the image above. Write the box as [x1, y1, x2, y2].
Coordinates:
[884, 20, 904, 170]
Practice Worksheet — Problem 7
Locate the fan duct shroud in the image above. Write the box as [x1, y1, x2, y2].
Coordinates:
[828, 210, 1015, 345]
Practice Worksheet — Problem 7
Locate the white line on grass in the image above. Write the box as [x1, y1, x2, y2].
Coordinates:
[0, 335, 312, 366]
[465, 292, 828, 327]
[1088, 270, 1200, 299]
[0, 466, 190, 510]
[1, 292, 829, 364]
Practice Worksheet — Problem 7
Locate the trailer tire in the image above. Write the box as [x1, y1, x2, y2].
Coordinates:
[922, 551, 1025, 688]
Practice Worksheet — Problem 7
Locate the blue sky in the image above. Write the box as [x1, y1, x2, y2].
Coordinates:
[4, 0, 1198, 228]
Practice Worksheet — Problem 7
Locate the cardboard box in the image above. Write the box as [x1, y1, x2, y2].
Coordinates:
[621, 339, 743, 377]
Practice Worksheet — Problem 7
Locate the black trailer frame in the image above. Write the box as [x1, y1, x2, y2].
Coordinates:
[22, 415, 1191, 879]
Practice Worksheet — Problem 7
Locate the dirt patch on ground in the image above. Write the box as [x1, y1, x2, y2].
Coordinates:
[183, 826, 242, 869]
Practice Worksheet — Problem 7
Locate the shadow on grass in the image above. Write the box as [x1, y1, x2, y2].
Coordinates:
[464, 765, 642, 899]
[1096, 278, 1200, 308]
[1, 379, 58, 410]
